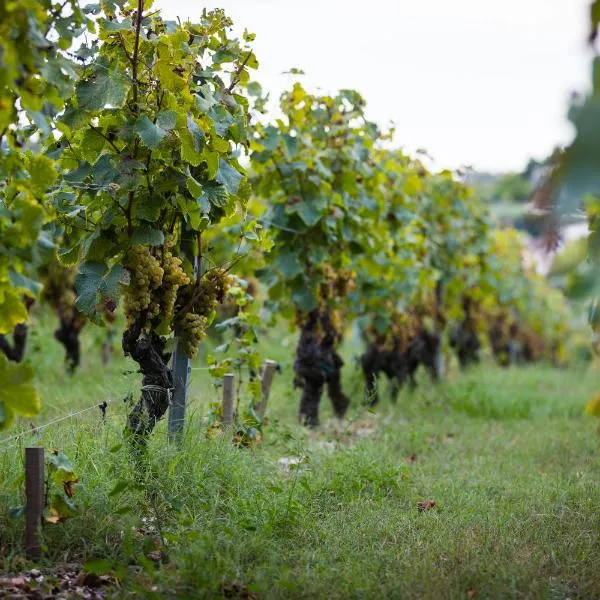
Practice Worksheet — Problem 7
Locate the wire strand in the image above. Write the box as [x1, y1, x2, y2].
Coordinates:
[0, 399, 115, 451]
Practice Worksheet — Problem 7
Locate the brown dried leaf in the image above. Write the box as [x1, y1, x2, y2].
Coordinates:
[146, 551, 162, 563]
[222, 581, 258, 599]
[417, 500, 437, 512]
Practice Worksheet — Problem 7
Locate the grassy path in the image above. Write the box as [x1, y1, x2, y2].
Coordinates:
[1, 314, 599, 598]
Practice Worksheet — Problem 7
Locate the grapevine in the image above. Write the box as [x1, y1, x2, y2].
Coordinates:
[50, 3, 262, 448]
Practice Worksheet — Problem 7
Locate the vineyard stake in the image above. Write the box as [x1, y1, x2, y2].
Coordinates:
[256, 359, 278, 418]
[25, 447, 44, 559]
[168, 246, 200, 443]
[222, 373, 235, 428]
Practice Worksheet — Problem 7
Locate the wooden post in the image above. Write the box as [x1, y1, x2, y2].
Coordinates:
[222, 374, 235, 428]
[256, 359, 277, 418]
[25, 447, 44, 559]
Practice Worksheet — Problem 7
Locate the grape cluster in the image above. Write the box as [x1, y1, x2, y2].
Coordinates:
[179, 313, 208, 358]
[334, 268, 355, 296]
[390, 311, 420, 352]
[122, 245, 164, 324]
[41, 257, 78, 322]
[160, 250, 190, 323]
[174, 268, 232, 358]
[318, 264, 355, 301]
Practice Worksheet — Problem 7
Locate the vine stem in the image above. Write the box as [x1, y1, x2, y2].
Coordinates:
[125, 0, 145, 236]
[132, 0, 144, 113]
[227, 51, 252, 93]
[89, 124, 121, 154]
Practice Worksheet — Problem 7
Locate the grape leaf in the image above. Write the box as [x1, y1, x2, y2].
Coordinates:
[0, 354, 40, 431]
[216, 159, 242, 195]
[76, 60, 130, 111]
[134, 116, 167, 149]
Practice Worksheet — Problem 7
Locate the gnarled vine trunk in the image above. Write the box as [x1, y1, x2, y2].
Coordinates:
[1, 297, 35, 363]
[361, 341, 408, 406]
[294, 309, 349, 427]
[449, 298, 481, 369]
[54, 312, 86, 373]
[123, 317, 173, 451]
[489, 316, 518, 367]
[0, 323, 29, 363]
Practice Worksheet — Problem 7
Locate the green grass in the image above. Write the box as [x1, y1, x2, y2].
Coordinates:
[1, 310, 600, 598]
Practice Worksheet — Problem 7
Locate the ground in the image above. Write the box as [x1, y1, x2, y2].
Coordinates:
[1, 310, 599, 599]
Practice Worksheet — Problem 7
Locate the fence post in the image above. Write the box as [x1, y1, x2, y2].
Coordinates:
[434, 280, 446, 380]
[256, 359, 277, 418]
[25, 447, 44, 559]
[222, 373, 235, 428]
[168, 245, 200, 443]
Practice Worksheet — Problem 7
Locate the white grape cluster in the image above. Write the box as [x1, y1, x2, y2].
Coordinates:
[122, 245, 164, 324]
[179, 313, 208, 358]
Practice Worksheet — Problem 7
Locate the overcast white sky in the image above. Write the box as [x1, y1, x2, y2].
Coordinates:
[155, 0, 592, 173]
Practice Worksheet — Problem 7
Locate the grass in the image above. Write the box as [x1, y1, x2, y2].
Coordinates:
[1, 309, 600, 598]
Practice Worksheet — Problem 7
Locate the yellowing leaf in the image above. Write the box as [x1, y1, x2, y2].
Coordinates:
[0, 354, 40, 430]
[585, 392, 600, 416]
[27, 154, 57, 193]
[0, 287, 29, 335]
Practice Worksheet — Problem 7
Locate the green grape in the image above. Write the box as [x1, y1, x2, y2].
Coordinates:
[179, 312, 208, 358]
[122, 245, 164, 324]
[159, 250, 190, 323]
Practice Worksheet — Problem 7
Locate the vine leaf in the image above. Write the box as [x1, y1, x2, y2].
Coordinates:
[134, 115, 167, 149]
[8, 270, 42, 296]
[0, 355, 40, 431]
[157, 110, 178, 131]
[0, 290, 29, 335]
[292, 288, 318, 312]
[129, 226, 165, 246]
[274, 250, 303, 279]
[216, 159, 243, 194]
[76, 59, 130, 111]
[297, 201, 321, 227]
[201, 181, 229, 208]
[75, 263, 125, 316]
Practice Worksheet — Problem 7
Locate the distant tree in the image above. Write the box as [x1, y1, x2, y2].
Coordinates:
[491, 173, 531, 203]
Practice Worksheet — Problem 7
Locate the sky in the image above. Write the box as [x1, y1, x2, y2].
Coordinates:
[155, 0, 592, 173]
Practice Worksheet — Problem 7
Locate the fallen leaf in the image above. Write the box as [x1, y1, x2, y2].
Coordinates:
[222, 581, 258, 599]
[147, 550, 162, 563]
[417, 500, 436, 512]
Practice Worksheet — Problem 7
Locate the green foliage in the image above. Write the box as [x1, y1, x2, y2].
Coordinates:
[0, 354, 40, 431]
[540, 7, 600, 336]
[45, 450, 79, 523]
[489, 172, 531, 204]
[1, 319, 599, 597]
[252, 83, 383, 320]
[0, 0, 88, 426]
[0, 1, 86, 327]
[51, 4, 261, 352]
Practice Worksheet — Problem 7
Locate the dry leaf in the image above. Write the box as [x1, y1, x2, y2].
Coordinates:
[417, 500, 436, 512]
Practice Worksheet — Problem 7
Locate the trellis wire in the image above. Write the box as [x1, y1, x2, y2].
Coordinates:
[0, 399, 115, 453]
